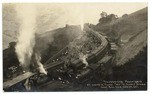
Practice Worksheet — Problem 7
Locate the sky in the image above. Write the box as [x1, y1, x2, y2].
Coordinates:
[3, 3, 148, 33]
[35, 3, 147, 24]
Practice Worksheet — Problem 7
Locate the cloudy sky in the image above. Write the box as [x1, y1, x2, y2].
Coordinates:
[3, 3, 147, 33]
[35, 3, 147, 23]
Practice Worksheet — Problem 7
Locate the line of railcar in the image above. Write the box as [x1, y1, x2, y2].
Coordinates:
[4, 27, 111, 91]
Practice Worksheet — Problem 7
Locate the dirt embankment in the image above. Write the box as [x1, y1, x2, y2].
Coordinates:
[93, 7, 147, 65]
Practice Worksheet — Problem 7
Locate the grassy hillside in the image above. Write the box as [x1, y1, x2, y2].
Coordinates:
[93, 7, 147, 65]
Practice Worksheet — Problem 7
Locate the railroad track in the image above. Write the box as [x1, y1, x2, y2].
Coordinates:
[3, 27, 109, 90]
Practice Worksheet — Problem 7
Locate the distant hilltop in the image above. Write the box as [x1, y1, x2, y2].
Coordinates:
[91, 7, 147, 65]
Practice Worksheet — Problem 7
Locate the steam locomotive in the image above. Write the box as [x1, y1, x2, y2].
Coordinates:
[36, 27, 112, 86]
[4, 26, 114, 91]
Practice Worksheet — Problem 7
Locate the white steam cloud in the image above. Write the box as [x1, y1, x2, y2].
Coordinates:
[79, 53, 88, 67]
[15, 4, 37, 69]
[35, 52, 47, 75]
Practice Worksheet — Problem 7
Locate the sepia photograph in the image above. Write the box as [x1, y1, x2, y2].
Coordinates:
[2, 2, 148, 92]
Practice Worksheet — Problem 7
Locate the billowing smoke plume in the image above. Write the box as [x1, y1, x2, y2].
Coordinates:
[80, 15, 84, 31]
[15, 4, 37, 70]
[79, 53, 88, 67]
[34, 52, 47, 75]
